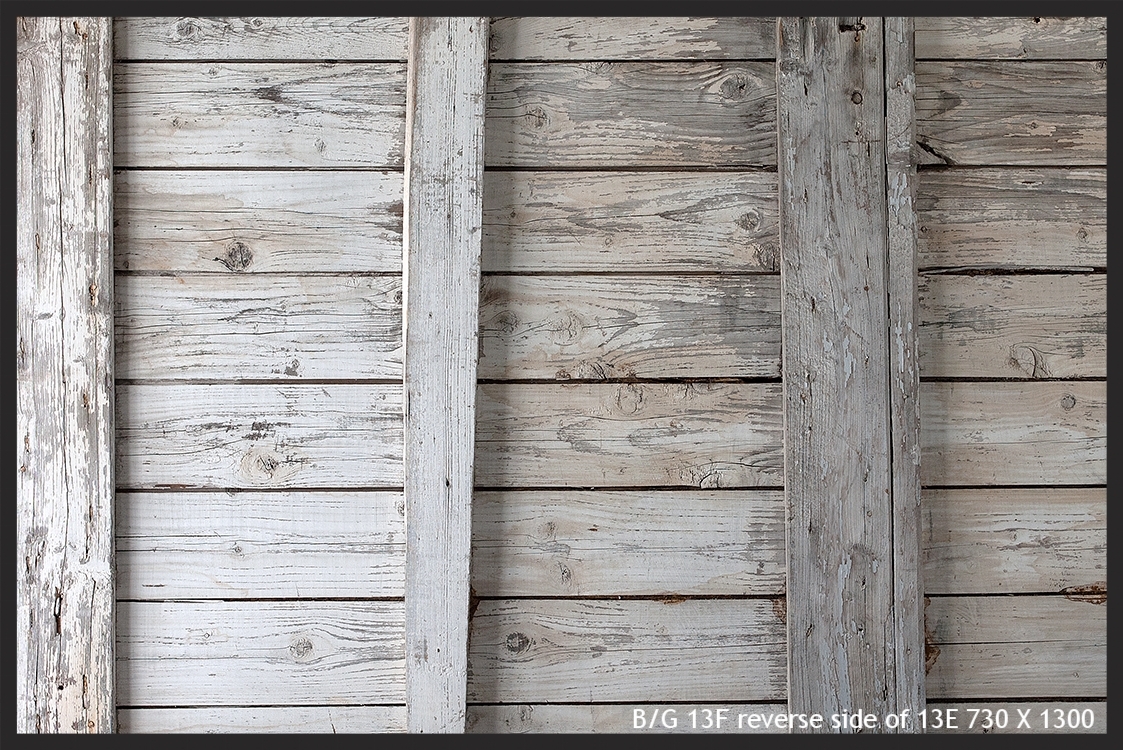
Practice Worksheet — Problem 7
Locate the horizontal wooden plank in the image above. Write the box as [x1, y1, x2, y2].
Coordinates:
[920, 381, 1105, 486]
[478, 275, 781, 380]
[923, 702, 1106, 734]
[114, 63, 406, 168]
[115, 275, 402, 380]
[116, 491, 404, 599]
[922, 488, 1106, 595]
[467, 599, 786, 702]
[467, 703, 791, 733]
[485, 62, 776, 167]
[488, 17, 776, 60]
[925, 596, 1106, 699]
[115, 384, 403, 489]
[918, 274, 1106, 379]
[114, 17, 409, 61]
[915, 17, 1107, 60]
[471, 490, 785, 597]
[117, 601, 405, 705]
[475, 382, 784, 488]
[482, 171, 778, 273]
[118, 705, 407, 733]
[113, 170, 403, 273]
[915, 61, 1105, 165]
[916, 167, 1105, 270]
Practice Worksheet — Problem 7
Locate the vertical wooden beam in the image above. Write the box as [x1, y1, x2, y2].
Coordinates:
[403, 16, 489, 733]
[16, 17, 115, 733]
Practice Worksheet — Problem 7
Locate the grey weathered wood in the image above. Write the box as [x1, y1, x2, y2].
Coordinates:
[114, 170, 404, 273]
[920, 381, 1106, 486]
[115, 384, 403, 489]
[475, 382, 783, 488]
[489, 16, 776, 60]
[919, 273, 1106, 379]
[477, 275, 781, 380]
[114, 17, 409, 61]
[115, 491, 405, 599]
[466, 704, 791, 734]
[922, 488, 1106, 595]
[915, 61, 1106, 166]
[116, 601, 405, 705]
[471, 490, 785, 596]
[16, 16, 115, 734]
[777, 17, 897, 730]
[467, 599, 787, 702]
[115, 274, 403, 380]
[402, 17, 489, 734]
[113, 62, 406, 167]
[486, 62, 776, 167]
[482, 171, 779, 273]
[915, 17, 1107, 60]
[922, 702, 1106, 734]
[118, 706, 407, 734]
[916, 168, 1106, 270]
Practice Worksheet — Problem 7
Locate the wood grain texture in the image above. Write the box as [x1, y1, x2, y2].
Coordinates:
[916, 168, 1106, 270]
[485, 62, 776, 167]
[925, 596, 1106, 699]
[113, 170, 403, 273]
[118, 706, 407, 734]
[467, 599, 787, 702]
[915, 61, 1106, 166]
[113, 62, 406, 167]
[471, 490, 785, 597]
[16, 17, 115, 734]
[116, 601, 405, 705]
[115, 274, 403, 380]
[488, 16, 776, 60]
[922, 488, 1106, 596]
[918, 273, 1106, 379]
[475, 382, 783, 489]
[915, 17, 1107, 60]
[467, 704, 790, 733]
[482, 171, 779, 273]
[115, 491, 405, 599]
[114, 17, 409, 61]
[920, 381, 1106, 486]
[115, 384, 403, 489]
[923, 702, 1106, 734]
[477, 275, 781, 380]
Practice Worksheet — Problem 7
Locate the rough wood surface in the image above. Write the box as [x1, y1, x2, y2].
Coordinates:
[485, 62, 776, 167]
[475, 382, 783, 488]
[922, 702, 1106, 734]
[118, 706, 407, 734]
[116, 601, 405, 705]
[115, 491, 405, 599]
[16, 16, 115, 734]
[920, 381, 1106, 486]
[471, 490, 785, 597]
[482, 171, 779, 273]
[113, 62, 406, 167]
[467, 599, 786, 702]
[467, 704, 790, 733]
[915, 17, 1107, 60]
[477, 275, 781, 380]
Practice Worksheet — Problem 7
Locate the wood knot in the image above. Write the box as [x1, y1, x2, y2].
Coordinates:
[289, 637, 314, 660]
[175, 19, 199, 40]
[851, 90, 863, 104]
[720, 74, 750, 100]
[736, 210, 761, 231]
[1060, 393, 1077, 410]
[524, 107, 548, 129]
[613, 383, 645, 415]
[505, 632, 532, 654]
[218, 241, 253, 271]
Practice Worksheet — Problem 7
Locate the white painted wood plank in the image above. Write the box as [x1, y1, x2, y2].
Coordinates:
[118, 706, 407, 733]
[923, 702, 1106, 734]
[914, 17, 1107, 60]
[467, 703, 791, 733]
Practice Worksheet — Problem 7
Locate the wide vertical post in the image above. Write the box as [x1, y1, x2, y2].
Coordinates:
[16, 17, 116, 733]
[402, 16, 490, 733]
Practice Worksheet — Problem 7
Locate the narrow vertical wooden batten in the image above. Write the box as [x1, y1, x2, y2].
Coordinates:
[402, 16, 490, 733]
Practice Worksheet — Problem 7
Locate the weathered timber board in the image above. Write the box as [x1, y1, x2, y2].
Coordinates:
[922, 488, 1106, 595]
[118, 706, 407, 734]
[113, 62, 406, 168]
[488, 17, 776, 60]
[916, 167, 1105, 270]
[918, 273, 1106, 379]
[919, 381, 1106, 486]
[466, 703, 790, 733]
[925, 595, 1106, 699]
[113, 17, 409, 61]
[467, 599, 786, 702]
[115, 491, 405, 599]
[482, 171, 778, 273]
[915, 61, 1106, 165]
[113, 170, 403, 273]
[923, 702, 1106, 734]
[115, 384, 403, 489]
[115, 274, 403, 380]
[477, 275, 781, 380]
[485, 62, 776, 167]
[471, 490, 785, 597]
[116, 601, 405, 705]
[474, 382, 783, 488]
[914, 17, 1107, 60]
